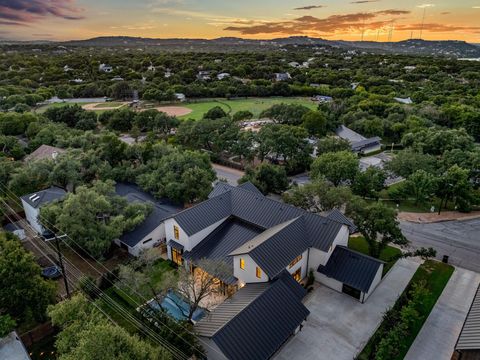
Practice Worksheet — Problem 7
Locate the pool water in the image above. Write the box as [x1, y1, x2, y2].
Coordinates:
[150, 290, 206, 323]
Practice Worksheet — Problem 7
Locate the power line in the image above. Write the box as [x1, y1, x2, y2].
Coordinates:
[0, 198, 189, 360]
[0, 185, 217, 358]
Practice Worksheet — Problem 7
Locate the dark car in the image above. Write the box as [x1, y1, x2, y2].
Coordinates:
[42, 265, 62, 279]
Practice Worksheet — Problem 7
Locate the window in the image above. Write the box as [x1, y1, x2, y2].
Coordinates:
[293, 268, 302, 282]
[288, 254, 303, 268]
[173, 225, 179, 240]
[172, 248, 183, 265]
[142, 238, 153, 245]
[239, 258, 245, 270]
[256, 267, 261, 278]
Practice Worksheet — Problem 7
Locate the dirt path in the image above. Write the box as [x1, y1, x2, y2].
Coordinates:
[150, 106, 192, 116]
[398, 210, 480, 223]
[82, 102, 128, 111]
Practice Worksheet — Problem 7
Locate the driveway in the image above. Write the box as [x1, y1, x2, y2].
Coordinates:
[275, 258, 420, 360]
[211, 163, 244, 185]
[401, 219, 480, 272]
[405, 267, 480, 360]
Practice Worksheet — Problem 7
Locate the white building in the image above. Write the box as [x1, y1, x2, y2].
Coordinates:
[20, 187, 67, 235]
[99, 63, 113, 73]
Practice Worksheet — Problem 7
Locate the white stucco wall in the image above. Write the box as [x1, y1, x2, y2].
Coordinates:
[129, 223, 166, 257]
[315, 272, 344, 292]
[309, 225, 349, 277]
[286, 249, 309, 280]
[21, 199, 43, 234]
[233, 254, 269, 284]
[363, 264, 383, 301]
[164, 217, 227, 252]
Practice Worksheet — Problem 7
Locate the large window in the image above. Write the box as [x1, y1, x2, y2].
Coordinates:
[172, 248, 183, 265]
[173, 225, 179, 240]
[256, 267, 261, 278]
[293, 268, 302, 282]
[288, 254, 303, 268]
[240, 258, 245, 270]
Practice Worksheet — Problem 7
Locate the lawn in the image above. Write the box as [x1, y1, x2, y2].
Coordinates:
[348, 236, 402, 275]
[357, 260, 454, 360]
[178, 97, 317, 120]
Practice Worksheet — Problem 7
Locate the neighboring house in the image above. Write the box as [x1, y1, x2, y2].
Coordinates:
[197, 71, 212, 81]
[20, 186, 66, 235]
[99, 63, 113, 73]
[0, 331, 31, 360]
[312, 95, 333, 103]
[288, 61, 300, 68]
[274, 72, 291, 82]
[111, 76, 124, 81]
[3, 221, 26, 240]
[63, 65, 72, 72]
[114, 183, 181, 256]
[217, 73, 230, 80]
[165, 182, 383, 300]
[164, 69, 173, 78]
[335, 125, 382, 155]
[394, 97, 413, 104]
[453, 284, 480, 360]
[24, 144, 65, 163]
[175, 93, 186, 102]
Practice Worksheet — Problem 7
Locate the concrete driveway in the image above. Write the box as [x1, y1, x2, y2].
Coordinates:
[405, 267, 480, 360]
[401, 219, 480, 272]
[211, 164, 244, 185]
[275, 258, 420, 360]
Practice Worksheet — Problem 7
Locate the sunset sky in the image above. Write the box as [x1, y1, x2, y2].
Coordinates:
[1, 0, 480, 42]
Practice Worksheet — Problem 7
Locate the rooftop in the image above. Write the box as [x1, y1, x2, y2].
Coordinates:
[0, 332, 31, 360]
[20, 186, 67, 209]
[456, 284, 480, 351]
[24, 144, 65, 162]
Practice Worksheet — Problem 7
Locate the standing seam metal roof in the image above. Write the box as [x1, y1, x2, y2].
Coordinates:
[456, 284, 480, 350]
[212, 279, 310, 360]
[318, 245, 384, 293]
[20, 186, 67, 208]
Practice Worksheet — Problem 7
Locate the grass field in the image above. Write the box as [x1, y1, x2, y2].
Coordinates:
[93, 101, 125, 108]
[178, 97, 317, 120]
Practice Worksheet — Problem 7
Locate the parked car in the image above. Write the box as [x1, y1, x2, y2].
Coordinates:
[41, 265, 62, 279]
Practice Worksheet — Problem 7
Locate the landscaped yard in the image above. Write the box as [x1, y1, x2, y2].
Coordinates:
[177, 97, 317, 120]
[357, 260, 454, 360]
[348, 236, 402, 275]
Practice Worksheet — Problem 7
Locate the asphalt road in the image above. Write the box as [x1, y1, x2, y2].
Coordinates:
[212, 163, 244, 185]
[400, 218, 480, 273]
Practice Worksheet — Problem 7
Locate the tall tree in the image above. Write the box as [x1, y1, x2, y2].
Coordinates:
[311, 150, 359, 186]
[239, 163, 289, 195]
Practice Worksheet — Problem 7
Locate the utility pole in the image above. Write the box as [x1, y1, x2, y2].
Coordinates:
[419, 7, 427, 40]
[49, 234, 70, 298]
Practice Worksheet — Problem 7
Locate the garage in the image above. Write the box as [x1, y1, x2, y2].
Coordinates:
[317, 246, 384, 303]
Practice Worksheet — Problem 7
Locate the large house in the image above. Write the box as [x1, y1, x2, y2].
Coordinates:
[20, 186, 67, 235]
[24, 144, 65, 163]
[164, 182, 384, 359]
[0, 331, 31, 360]
[114, 183, 181, 256]
[336, 125, 382, 155]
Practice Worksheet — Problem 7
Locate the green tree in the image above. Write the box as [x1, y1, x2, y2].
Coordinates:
[48, 294, 171, 360]
[232, 110, 253, 122]
[40, 181, 151, 258]
[386, 150, 437, 178]
[311, 151, 359, 186]
[352, 167, 386, 199]
[347, 200, 408, 258]
[239, 163, 289, 194]
[203, 106, 227, 120]
[0, 232, 56, 324]
[259, 103, 310, 125]
[0, 314, 16, 337]
[302, 110, 327, 137]
[316, 136, 351, 155]
[436, 165, 473, 213]
[404, 170, 438, 205]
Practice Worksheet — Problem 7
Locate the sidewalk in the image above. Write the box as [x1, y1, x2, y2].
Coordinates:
[398, 211, 480, 223]
[404, 267, 480, 360]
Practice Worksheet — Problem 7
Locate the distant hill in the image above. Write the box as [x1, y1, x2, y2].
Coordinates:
[20, 36, 480, 57]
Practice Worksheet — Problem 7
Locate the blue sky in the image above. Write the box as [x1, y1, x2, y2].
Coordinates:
[1, 0, 479, 42]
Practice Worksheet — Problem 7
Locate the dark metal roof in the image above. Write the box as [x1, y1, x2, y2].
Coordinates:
[318, 246, 384, 293]
[184, 218, 263, 284]
[237, 181, 263, 195]
[456, 284, 480, 351]
[212, 278, 310, 360]
[20, 186, 66, 209]
[275, 269, 307, 300]
[351, 137, 382, 152]
[176, 184, 344, 253]
[115, 183, 182, 247]
[167, 240, 184, 251]
[230, 217, 310, 279]
[325, 208, 358, 234]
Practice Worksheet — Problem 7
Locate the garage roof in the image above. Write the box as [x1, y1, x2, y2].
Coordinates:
[318, 246, 384, 293]
[456, 284, 480, 351]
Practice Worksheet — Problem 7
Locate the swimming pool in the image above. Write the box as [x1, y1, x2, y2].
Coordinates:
[148, 290, 206, 323]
